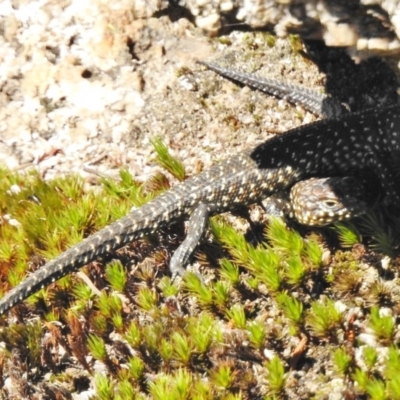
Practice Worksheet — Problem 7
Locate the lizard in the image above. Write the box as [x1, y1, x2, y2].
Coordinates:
[169, 175, 369, 275]
[171, 61, 382, 272]
[197, 60, 391, 206]
[0, 68, 399, 317]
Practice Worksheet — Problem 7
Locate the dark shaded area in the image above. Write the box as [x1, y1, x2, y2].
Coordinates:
[159, 0, 398, 44]
[68, 35, 76, 46]
[303, 40, 399, 112]
[323, 0, 396, 40]
[153, 2, 195, 24]
[81, 69, 92, 79]
[126, 37, 140, 61]
[288, 0, 397, 42]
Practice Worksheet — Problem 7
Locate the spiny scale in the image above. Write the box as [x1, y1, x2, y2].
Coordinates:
[1, 104, 400, 316]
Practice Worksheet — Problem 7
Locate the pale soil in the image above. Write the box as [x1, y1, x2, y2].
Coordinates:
[0, 0, 324, 187]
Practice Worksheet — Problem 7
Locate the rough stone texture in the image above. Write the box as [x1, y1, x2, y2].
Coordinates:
[1, 0, 328, 186]
[182, 0, 400, 57]
[2, 0, 400, 187]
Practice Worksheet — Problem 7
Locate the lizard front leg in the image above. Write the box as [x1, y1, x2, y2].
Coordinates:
[169, 204, 213, 277]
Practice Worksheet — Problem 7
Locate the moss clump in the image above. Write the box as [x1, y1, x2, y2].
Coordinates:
[1, 140, 400, 399]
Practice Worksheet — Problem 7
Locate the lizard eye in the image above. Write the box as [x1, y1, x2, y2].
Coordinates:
[324, 200, 337, 208]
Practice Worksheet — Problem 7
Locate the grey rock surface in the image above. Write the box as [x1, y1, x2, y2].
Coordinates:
[0, 0, 325, 185]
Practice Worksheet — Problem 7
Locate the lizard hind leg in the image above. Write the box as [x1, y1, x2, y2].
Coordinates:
[169, 204, 212, 278]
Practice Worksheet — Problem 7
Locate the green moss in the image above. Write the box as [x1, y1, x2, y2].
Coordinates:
[332, 222, 361, 248]
[87, 334, 107, 362]
[369, 306, 395, 343]
[306, 298, 343, 340]
[246, 320, 266, 349]
[225, 304, 246, 329]
[135, 286, 158, 312]
[94, 374, 114, 400]
[210, 365, 234, 390]
[288, 34, 303, 54]
[265, 356, 286, 396]
[276, 292, 304, 331]
[187, 313, 214, 354]
[333, 347, 354, 376]
[0, 106, 399, 399]
[171, 332, 193, 365]
[151, 137, 186, 182]
[263, 32, 276, 47]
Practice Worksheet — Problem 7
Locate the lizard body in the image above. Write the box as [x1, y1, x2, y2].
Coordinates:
[1, 72, 399, 316]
